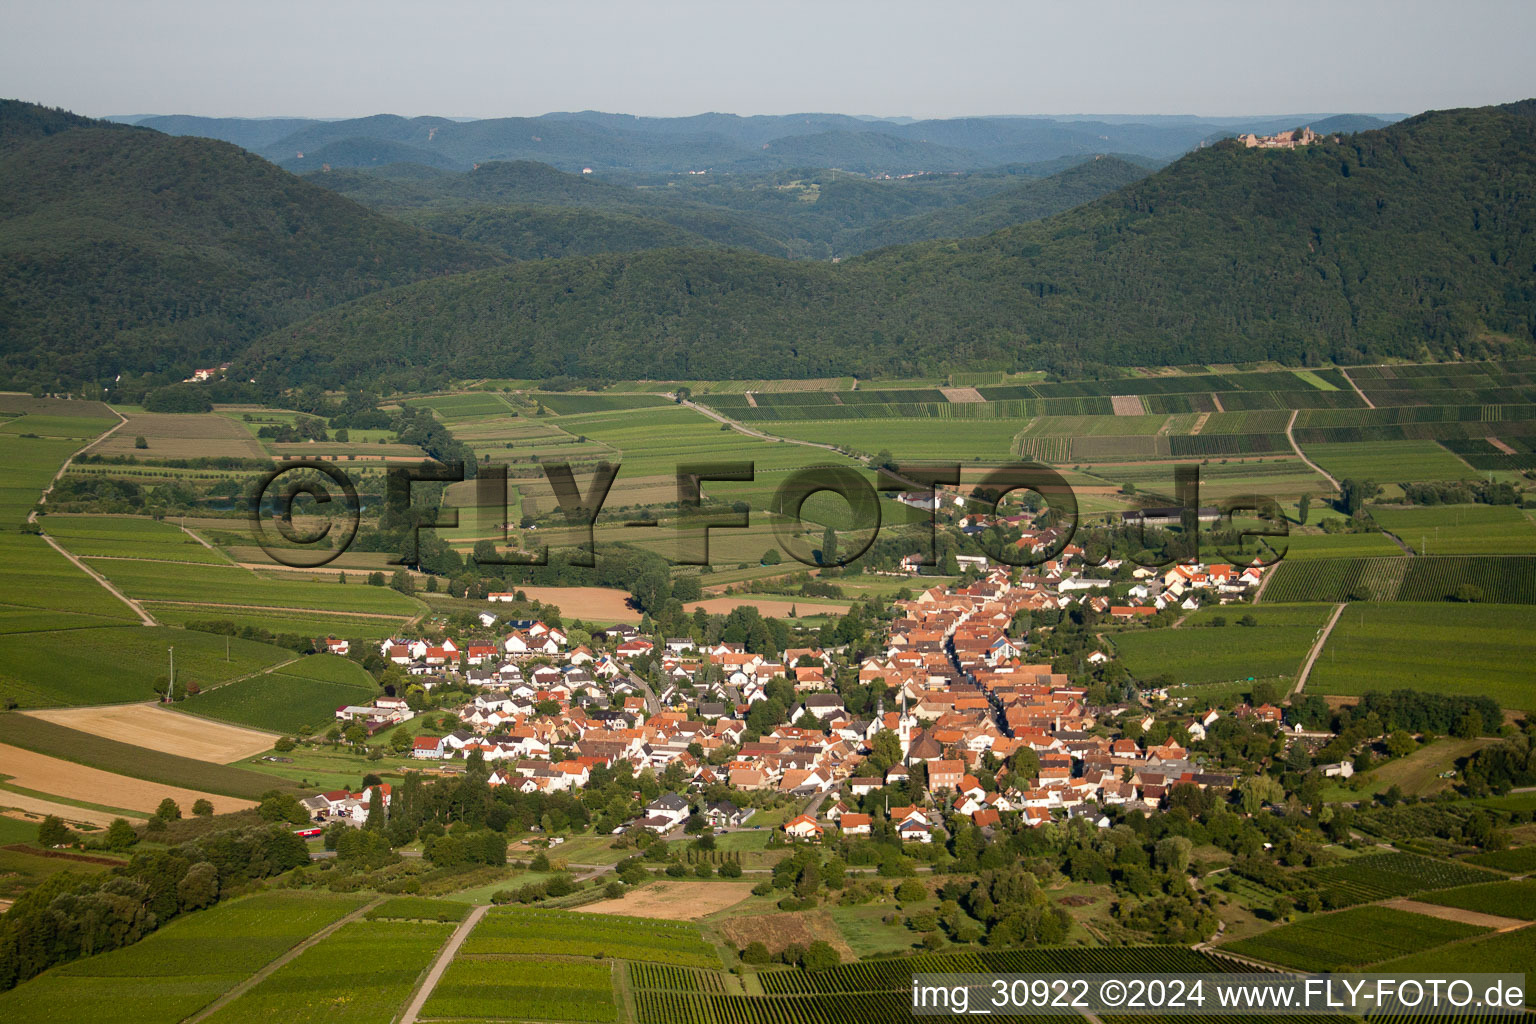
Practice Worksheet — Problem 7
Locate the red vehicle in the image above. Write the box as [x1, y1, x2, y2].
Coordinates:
[293, 826, 323, 838]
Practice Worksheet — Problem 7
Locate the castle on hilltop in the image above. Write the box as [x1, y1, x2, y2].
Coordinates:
[1238, 126, 1324, 149]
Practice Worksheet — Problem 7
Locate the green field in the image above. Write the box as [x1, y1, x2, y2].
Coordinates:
[0, 533, 141, 620]
[366, 896, 472, 922]
[463, 908, 721, 967]
[0, 402, 113, 527]
[1374, 925, 1536, 973]
[1308, 603, 1536, 711]
[0, 891, 369, 1024]
[148, 604, 410, 641]
[1261, 554, 1536, 603]
[1112, 605, 1331, 687]
[422, 956, 617, 1021]
[1279, 531, 1406, 559]
[177, 665, 376, 734]
[1221, 906, 1488, 970]
[86, 559, 424, 615]
[1298, 851, 1503, 907]
[203, 919, 452, 1024]
[1370, 504, 1536, 555]
[43, 515, 232, 563]
[0, 714, 301, 798]
[1418, 880, 1536, 920]
[1466, 846, 1536, 873]
[0, 624, 294, 707]
[1301, 440, 1477, 482]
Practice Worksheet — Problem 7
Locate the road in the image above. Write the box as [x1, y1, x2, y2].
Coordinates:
[627, 670, 662, 716]
[399, 903, 488, 1024]
[1289, 602, 1346, 697]
[187, 896, 382, 1023]
[1284, 409, 1340, 493]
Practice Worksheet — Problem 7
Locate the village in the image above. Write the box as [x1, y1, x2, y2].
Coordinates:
[310, 541, 1280, 844]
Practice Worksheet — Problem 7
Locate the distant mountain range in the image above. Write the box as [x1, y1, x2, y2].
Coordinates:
[243, 101, 1536, 386]
[2, 98, 1527, 393]
[109, 110, 1399, 175]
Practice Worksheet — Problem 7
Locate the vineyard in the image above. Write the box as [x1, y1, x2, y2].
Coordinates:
[462, 907, 722, 967]
[421, 956, 617, 1022]
[628, 962, 729, 993]
[1220, 906, 1489, 971]
[1296, 852, 1502, 907]
[1260, 555, 1536, 604]
[755, 947, 1241, 997]
[1419, 880, 1536, 920]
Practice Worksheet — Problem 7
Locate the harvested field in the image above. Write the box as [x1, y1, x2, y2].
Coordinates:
[91, 413, 267, 460]
[939, 387, 985, 403]
[0, 791, 135, 827]
[1111, 395, 1147, 416]
[718, 909, 855, 960]
[585, 880, 751, 920]
[23, 704, 275, 761]
[513, 586, 641, 621]
[686, 597, 850, 618]
[0, 743, 255, 815]
[1383, 898, 1532, 932]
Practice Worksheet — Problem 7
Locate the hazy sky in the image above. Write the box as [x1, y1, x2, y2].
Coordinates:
[5, 0, 1533, 120]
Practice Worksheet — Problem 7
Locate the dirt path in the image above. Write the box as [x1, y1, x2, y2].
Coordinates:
[36, 533, 157, 625]
[29, 409, 158, 626]
[1289, 602, 1346, 697]
[1339, 367, 1376, 409]
[1284, 409, 1340, 493]
[1210, 393, 1225, 412]
[399, 903, 488, 1024]
[1384, 898, 1531, 932]
[1189, 411, 1211, 435]
[187, 897, 383, 1023]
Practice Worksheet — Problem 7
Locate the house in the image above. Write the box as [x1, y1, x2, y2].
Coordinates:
[1320, 762, 1354, 779]
[410, 736, 445, 760]
[703, 800, 752, 827]
[839, 813, 872, 836]
[928, 759, 965, 792]
[783, 814, 824, 840]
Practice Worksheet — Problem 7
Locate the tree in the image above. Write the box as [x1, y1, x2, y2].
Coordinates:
[820, 526, 839, 567]
[37, 815, 68, 847]
[1386, 731, 1416, 758]
[869, 729, 903, 773]
[761, 548, 782, 565]
[105, 817, 138, 851]
[177, 861, 220, 910]
[1297, 493, 1310, 525]
[365, 786, 385, 830]
[192, 798, 214, 817]
[897, 879, 926, 903]
[134, 435, 148, 450]
[802, 940, 840, 972]
[740, 941, 771, 965]
[155, 798, 181, 821]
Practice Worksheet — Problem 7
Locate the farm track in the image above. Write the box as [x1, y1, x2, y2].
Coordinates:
[1284, 409, 1340, 492]
[1339, 367, 1376, 409]
[399, 903, 489, 1024]
[185, 896, 384, 1024]
[28, 408, 158, 625]
[1289, 602, 1346, 697]
[37, 534, 157, 626]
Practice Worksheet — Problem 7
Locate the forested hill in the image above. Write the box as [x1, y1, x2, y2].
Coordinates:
[0, 100, 503, 382]
[839, 156, 1151, 251]
[247, 101, 1536, 388]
